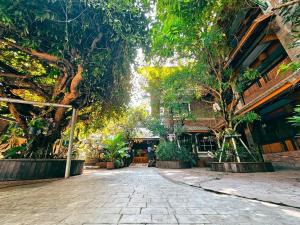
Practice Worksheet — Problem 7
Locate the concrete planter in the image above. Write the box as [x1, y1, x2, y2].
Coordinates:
[156, 160, 192, 169]
[0, 159, 84, 181]
[211, 162, 274, 173]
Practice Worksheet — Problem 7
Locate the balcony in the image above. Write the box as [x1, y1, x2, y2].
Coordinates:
[241, 57, 292, 107]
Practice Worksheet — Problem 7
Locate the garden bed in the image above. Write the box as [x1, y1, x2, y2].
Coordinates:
[156, 160, 192, 169]
[0, 159, 84, 181]
[211, 162, 274, 173]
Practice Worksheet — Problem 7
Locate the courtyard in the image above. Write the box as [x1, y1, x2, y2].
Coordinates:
[1, 167, 300, 225]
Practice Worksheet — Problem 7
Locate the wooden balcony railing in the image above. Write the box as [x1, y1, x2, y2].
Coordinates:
[242, 57, 292, 106]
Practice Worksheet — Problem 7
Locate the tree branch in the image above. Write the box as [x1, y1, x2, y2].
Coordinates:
[54, 64, 83, 123]
[0, 39, 73, 71]
[87, 32, 104, 58]
[0, 73, 27, 79]
[272, 0, 299, 10]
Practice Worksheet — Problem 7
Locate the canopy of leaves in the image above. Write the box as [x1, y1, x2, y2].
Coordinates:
[0, 0, 150, 157]
[99, 106, 149, 140]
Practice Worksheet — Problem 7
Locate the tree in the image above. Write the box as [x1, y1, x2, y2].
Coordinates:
[151, 0, 261, 162]
[100, 106, 149, 141]
[140, 66, 196, 141]
[0, 0, 150, 157]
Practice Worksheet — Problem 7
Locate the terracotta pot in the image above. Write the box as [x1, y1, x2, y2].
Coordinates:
[106, 161, 114, 170]
[100, 162, 107, 168]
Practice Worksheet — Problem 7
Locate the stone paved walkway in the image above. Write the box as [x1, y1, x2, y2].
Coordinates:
[1, 167, 300, 225]
[158, 168, 300, 208]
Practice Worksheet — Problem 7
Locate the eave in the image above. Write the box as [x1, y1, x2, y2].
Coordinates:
[225, 12, 275, 68]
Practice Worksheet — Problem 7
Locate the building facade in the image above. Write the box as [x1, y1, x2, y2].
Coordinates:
[225, 0, 300, 168]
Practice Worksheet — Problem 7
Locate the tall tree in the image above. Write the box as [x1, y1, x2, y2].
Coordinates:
[151, 0, 261, 162]
[0, 0, 150, 158]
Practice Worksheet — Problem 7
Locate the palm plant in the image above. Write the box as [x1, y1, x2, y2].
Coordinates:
[103, 134, 128, 162]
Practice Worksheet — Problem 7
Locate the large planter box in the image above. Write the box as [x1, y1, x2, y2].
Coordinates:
[211, 162, 274, 173]
[156, 160, 192, 169]
[0, 159, 84, 181]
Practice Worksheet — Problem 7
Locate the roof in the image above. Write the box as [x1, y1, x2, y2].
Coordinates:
[131, 127, 160, 140]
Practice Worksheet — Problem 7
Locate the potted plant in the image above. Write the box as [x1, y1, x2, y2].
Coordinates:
[95, 153, 107, 168]
[103, 134, 128, 170]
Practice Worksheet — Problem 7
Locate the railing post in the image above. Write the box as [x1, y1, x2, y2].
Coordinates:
[65, 108, 77, 178]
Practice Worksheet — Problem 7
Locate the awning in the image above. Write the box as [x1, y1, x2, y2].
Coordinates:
[183, 125, 210, 133]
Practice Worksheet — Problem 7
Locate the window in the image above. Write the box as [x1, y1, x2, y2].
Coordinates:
[196, 136, 216, 152]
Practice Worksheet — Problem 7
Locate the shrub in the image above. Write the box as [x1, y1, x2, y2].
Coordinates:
[114, 159, 121, 168]
[156, 141, 193, 163]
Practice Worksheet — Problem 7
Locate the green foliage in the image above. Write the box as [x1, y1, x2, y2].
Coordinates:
[289, 105, 300, 126]
[145, 118, 167, 138]
[114, 159, 122, 169]
[251, 0, 268, 10]
[277, 0, 300, 52]
[1, 123, 24, 143]
[156, 141, 193, 163]
[97, 106, 149, 140]
[236, 69, 261, 93]
[75, 139, 99, 160]
[233, 112, 261, 131]
[278, 61, 300, 75]
[214, 144, 263, 162]
[103, 133, 128, 162]
[4, 145, 27, 159]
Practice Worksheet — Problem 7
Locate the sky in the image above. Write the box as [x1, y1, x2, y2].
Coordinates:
[129, 2, 156, 112]
[129, 49, 151, 112]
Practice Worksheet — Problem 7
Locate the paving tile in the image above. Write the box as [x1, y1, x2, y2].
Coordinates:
[141, 207, 169, 215]
[1, 168, 300, 225]
[120, 207, 141, 214]
[151, 214, 178, 223]
[175, 214, 210, 224]
[127, 202, 147, 208]
[187, 207, 218, 215]
[119, 214, 152, 223]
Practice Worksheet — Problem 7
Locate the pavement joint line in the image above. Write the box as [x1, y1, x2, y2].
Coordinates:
[157, 169, 300, 210]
